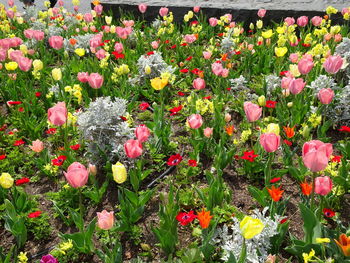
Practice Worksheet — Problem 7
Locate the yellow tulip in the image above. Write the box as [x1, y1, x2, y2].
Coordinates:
[33, 59, 43, 71]
[0, 173, 14, 189]
[5, 61, 18, 71]
[326, 6, 338, 15]
[75, 48, 85, 57]
[112, 162, 127, 184]
[105, 16, 112, 25]
[110, 25, 116, 33]
[20, 45, 28, 55]
[144, 65, 151, 75]
[150, 77, 168, 90]
[262, 29, 273, 39]
[258, 95, 266, 107]
[51, 68, 62, 81]
[275, 47, 288, 57]
[256, 20, 263, 29]
[289, 64, 300, 77]
[266, 123, 280, 135]
[240, 216, 264, 239]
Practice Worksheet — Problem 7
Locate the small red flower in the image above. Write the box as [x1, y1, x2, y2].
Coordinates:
[280, 218, 288, 224]
[241, 150, 258, 162]
[178, 92, 185, 96]
[302, 43, 311, 47]
[169, 105, 183, 116]
[120, 116, 127, 121]
[265, 100, 277, 108]
[15, 177, 30, 186]
[28, 211, 41, 218]
[171, 44, 177, 49]
[280, 71, 289, 76]
[52, 155, 67, 166]
[147, 51, 154, 56]
[46, 128, 57, 135]
[167, 154, 183, 166]
[203, 96, 211, 100]
[7, 101, 22, 106]
[191, 68, 203, 76]
[284, 139, 292, 146]
[164, 40, 170, 44]
[332, 155, 342, 163]
[35, 92, 42, 97]
[139, 102, 150, 111]
[339, 126, 350, 133]
[13, 139, 25, 146]
[176, 211, 197, 226]
[180, 43, 188, 46]
[190, 20, 199, 25]
[323, 208, 335, 218]
[188, 160, 197, 167]
[185, 56, 193, 61]
[180, 68, 189, 73]
[270, 177, 281, 183]
[0, 154, 6, 160]
[111, 52, 125, 59]
[18, 107, 24, 112]
[234, 50, 241, 55]
[0, 124, 7, 131]
[218, 33, 224, 37]
[70, 144, 80, 150]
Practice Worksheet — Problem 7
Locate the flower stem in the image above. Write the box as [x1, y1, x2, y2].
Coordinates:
[78, 187, 84, 218]
[310, 172, 316, 211]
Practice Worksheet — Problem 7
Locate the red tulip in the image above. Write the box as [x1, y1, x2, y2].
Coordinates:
[124, 139, 143, 158]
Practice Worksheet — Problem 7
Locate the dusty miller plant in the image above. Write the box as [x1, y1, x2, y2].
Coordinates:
[77, 97, 133, 164]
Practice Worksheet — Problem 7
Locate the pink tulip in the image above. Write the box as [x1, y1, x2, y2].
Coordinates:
[289, 53, 299, 63]
[284, 17, 295, 26]
[257, 9, 266, 18]
[193, 6, 200, 13]
[77, 72, 89, 83]
[311, 16, 322, 26]
[281, 77, 293, 89]
[8, 0, 14, 7]
[74, 5, 79, 12]
[314, 176, 332, 196]
[64, 162, 89, 188]
[33, 31, 45, 41]
[224, 14, 232, 22]
[244, 102, 262, 122]
[6, 10, 14, 19]
[82, 26, 89, 32]
[95, 49, 106, 60]
[159, 7, 168, 17]
[116, 27, 132, 39]
[193, 78, 205, 90]
[289, 78, 306, 95]
[334, 34, 342, 42]
[10, 37, 23, 47]
[114, 42, 124, 53]
[298, 58, 314, 75]
[323, 55, 343, 74]
[204, 127, 213, 138]
[302, 140, 333, 172]
[49, 36, 64, 50]
[151, 41, 159, 49]
[138, 3, 147, 13]
[0, 49, 6, 62]
[48, 102, 67, 126]
[221, 68, 229, 78]
[88, 73, 104, 89]
[94, 4, 103, 15]
[184, 34, 196, 44]
[260, 133, 281, 152]
[135, 125, 150, 143]
[97, 210, 114, 230]
[9, 50, 23, 62]
[187, 114, 203, 129]
[122, 20, 135, 27]
[203, 51, 212, 59]
[318, 88, 334, 104]
[209, 17, 218, 27]
[58, 0, 64, 6]
[297, 16, 308, 27]
[84, 13, 93, 23]
[211, 62, 223, 76]
[124, 139, 143, 158]
[24, 29, 34, 39]
[29, 139, 44, 153]
[18, 57, 32, 72]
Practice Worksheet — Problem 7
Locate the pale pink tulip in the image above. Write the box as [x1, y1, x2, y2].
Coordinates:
[48, 102, 67, 126]
[29, 139, 44, 153]
[297, 16, 308, 27]
[188, 114, 203, 129]
[159, 7, 168, 17]
[260, 133, 281, 152]
[49, 36, 64, 50]
[257, 9, 266, 18]
[64, 162, 89, 188]
[244, 102, 262, 122]
[138, 3, 147, 13]
[311, 16, 322, 26]
[302, 140, 333, 172]
[18, 57, 32, 72]
[77, 72, 89, 83]
[314, 176, 332, 196]
[135, 125, 150, 143]
[298, 58, 314, 75]
[204, 127, 213, 138]
[209, 17, 218, 27]
[323, 55, 343, 74]
[318, 88, 334, 104]
[97, 210, 114, 230]
[88, 73, 104, 89]
[288, 78, 306, 95]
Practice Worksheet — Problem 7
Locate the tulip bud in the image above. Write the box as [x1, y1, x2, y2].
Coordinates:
[282, 89, 290, 97]
[249, 23, 254, 30]
[112, 162, 127, 183]
[204, 127, 213, 138]
[258, 95, 266, 106]
[145, 65, 151, 75]
[225, 113, 232, 122]
[302, 125, 311, 138]
[287, 102, 293, 108]
[88, 164, 97, 176]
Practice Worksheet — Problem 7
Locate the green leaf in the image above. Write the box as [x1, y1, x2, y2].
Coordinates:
[299, 203, 321, 244]
[248, 186, 268, 207]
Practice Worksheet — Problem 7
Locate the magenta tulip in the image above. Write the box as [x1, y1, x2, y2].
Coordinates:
[314, 176, 332, 196]
[48, 36, 64, 50]
[135, 125, 150, 143]
[260, 133, 281, 152]
[48, 102, 67, 126]
[302, 140, 333, 172]
[323, 55, 343, 74]
[124, 139, 143, 158]
[64, 162, 89, 188]
[298, 58, 314, 75]
[188, 114, 203, 129]
[193, 78, 206, 90]
[88, 73, 104, 89]
[97, 210, 114, 230]
[289, 78, 306, 95]
[318, 88, 334, 104]
[244, 102, 262, 122]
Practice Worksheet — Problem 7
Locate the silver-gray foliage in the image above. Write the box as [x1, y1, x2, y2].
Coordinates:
[325, 84, 350, 127]
[77, 97, 133, 163]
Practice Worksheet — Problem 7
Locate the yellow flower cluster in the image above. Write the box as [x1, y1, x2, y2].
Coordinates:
[65, 84, 82, 103]
[44, 163, 59, 174]
[195, 99, 214, 115]
[17, 252, 28, 263]
[302, 249, 315, 263]
[58, 239, 73, 255]
[184, 10, 194, 22]
[307, 113, 322, 128]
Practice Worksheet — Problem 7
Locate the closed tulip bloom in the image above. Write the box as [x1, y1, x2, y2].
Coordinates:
[318, 88, 334, 104]
[204, 127, 213, 138]
[138, 3, 147, 13]
[18, 57, 32, 72]
[188, 114, 203, 129]
[193, 6, 200, 13]
[112, 162, 127, 183]
[244, 102, 262, 122]
[64, 162, 89, 188]
[135, 125, 150, 143]
[193, 78, 205, 90]
[211, 62, 223, 76]
[302, 140, 333, 172]
[77, 72, 89, 83]
[289, 53, 299, 63]
[284, 17, 295, 26]
[314, 176, 332, 196]
[159, 7, 168, 17]
[29, 139, 44, 153]
[257, 9, 266, 18]
[97, 210, 114, 230]
[203, 51, 212, 59]
[260, 133, 281, 152]
[323, 55, 343, 74]
[151, 41, 159, 49]
[48, 102, 67, 126]
[48, 36, 64, 50]
[52, 68, 62, 81]
[124, 139, 143, 158]
[95, 49, 106, 60]
[311, 16, 322, 26]
[88, 73, 104, 89]
[0, 173, 14, 189]
[88, 164, 97, 176]
[297, 16, 308, 27]
[298, 58, 314, 75]
[209, 17, 218, 27]
[289, 78, 306, 95]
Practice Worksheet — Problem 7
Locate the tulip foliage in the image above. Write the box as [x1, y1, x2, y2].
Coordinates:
[1, 1, 350, 263]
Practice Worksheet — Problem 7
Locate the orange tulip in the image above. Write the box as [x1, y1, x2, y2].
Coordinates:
[267, 185, 284, 202]
[283, 126, 295, 138]
[69, 38, 77, 46]
[300, 181, 313, 196]
[197, 209, 213, 229]
[225, 125, 234, 136]
[92, 0, 100, 6]
[335, 234, 350, 256]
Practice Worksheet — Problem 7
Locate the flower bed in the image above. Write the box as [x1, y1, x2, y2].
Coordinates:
[0, 1, 350, 262]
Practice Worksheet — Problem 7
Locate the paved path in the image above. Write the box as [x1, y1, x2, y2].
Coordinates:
[0, 0, 91, 13]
